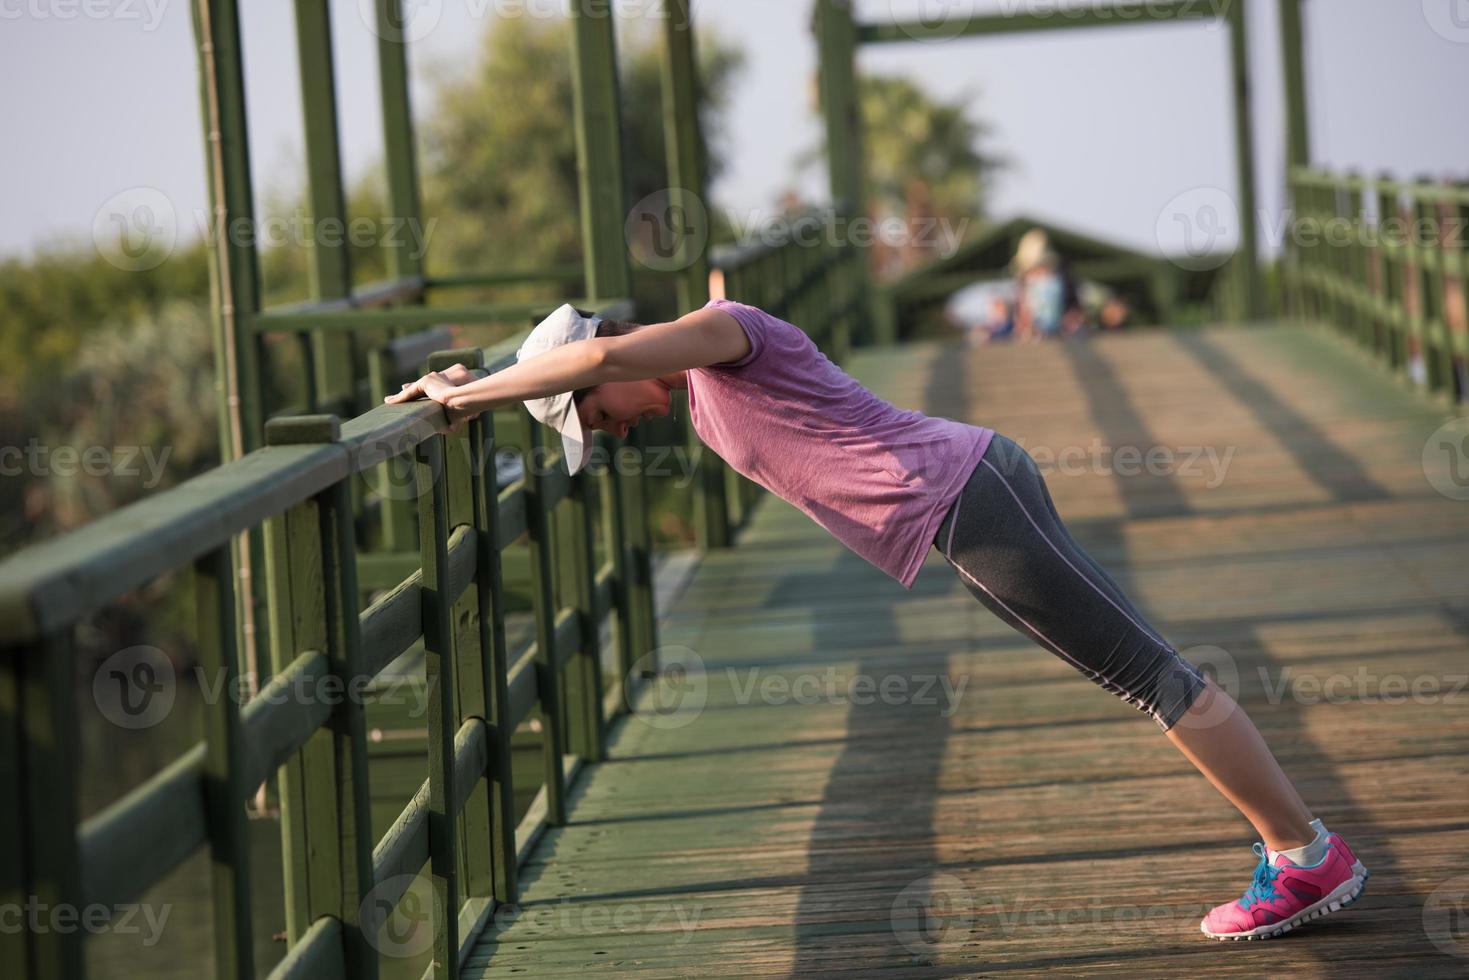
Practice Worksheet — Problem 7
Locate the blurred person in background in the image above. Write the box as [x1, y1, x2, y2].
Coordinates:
[1012, 229, 1066, 341]
[974, 293, 1016, 345]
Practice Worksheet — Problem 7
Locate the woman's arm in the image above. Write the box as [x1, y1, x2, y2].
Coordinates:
[386, 307, 749, 419]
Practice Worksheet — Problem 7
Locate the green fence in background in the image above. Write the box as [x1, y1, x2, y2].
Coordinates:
[1286, 169, 1469, 405]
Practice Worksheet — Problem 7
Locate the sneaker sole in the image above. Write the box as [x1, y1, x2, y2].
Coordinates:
[1201, 861, 1369, 941]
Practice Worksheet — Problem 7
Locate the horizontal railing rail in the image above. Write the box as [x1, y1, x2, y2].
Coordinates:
[1284, 168, 1469, 404]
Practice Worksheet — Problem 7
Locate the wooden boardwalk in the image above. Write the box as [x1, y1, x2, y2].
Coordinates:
[465, 323, 1469, 978]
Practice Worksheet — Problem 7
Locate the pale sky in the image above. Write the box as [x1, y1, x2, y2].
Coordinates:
[1, 0, 1466, 263]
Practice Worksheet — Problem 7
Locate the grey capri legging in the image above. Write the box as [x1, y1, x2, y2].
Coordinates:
[933, 432, 1209, 732]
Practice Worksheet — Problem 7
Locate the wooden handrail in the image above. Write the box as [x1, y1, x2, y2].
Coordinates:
[1282, 168, 1469, 403]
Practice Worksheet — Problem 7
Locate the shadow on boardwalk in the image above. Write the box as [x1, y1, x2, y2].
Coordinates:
[466, 325, 1469, 978]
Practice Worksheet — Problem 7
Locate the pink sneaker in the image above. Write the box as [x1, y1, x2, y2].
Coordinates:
[1201, 833, 1369, 941]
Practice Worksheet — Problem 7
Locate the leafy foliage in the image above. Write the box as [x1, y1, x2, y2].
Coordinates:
[804, 72, 1004, 278]
[0, 15, 744, 556]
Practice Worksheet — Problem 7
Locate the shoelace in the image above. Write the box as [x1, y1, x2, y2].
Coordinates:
[1238, 842, 1281, 909]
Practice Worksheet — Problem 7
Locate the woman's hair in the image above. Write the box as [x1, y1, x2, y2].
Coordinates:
[572, 308, 641, 404]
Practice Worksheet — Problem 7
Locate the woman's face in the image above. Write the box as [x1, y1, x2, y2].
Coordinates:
[576, 379, 672, 438]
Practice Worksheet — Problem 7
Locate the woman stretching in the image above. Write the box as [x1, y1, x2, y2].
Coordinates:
[389, 298, 1370, 942]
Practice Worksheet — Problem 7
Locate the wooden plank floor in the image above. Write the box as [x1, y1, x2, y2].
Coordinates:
[464, 323, 1469, 978]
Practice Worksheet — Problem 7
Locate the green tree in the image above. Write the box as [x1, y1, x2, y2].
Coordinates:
[419, 16, 743, 323]
[807, 73, 1003, 279]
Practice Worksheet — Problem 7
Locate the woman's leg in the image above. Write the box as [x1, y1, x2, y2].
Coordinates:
[1165, 678, 1317, 850]
[936, 434, 1316, 851]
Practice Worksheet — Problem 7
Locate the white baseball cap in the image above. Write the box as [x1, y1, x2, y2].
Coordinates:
[516, 303, 602, 475]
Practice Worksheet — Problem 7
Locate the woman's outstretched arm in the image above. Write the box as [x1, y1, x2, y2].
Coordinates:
[384, 307, 747, 421]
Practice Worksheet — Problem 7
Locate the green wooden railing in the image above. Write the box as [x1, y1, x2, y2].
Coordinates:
[0, 330, 661, 979]
[1285, 169, 1469, 404]
[0, 200, 865, 978]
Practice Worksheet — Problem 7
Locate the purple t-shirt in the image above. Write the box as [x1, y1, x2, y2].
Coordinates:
[686, 299, 994, 589]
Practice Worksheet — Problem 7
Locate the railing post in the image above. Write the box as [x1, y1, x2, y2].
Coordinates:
[292, 0, 357, 413]
[1278, 0, 1311, 323]
[518, 415, 568, 826]
[659, 0, 711, 315]
[195, 545, 253, 980]
[1374, 176, 1406, 373]
[597, 434, 637, 695]
[1454, 182, 1469, 401]
[1344, 176, 1371, 350]
[665, 0, 735, 556]
[815, 0, 876, 344]
[414, 428, 460, 975]
[262, 415, 377, 979]
[1278, 0, 1310, 176]
[191, 0, 269, 749]
[10, 631, 82, 979]
[0, 645, 25, 978]
[569, 0, 659, 683]
[619, 430, 660, 699]
[556, 460, 605, 762]
[1225, 0, 1263, 320]
[426, 351, 498, 911]
[1328, 178, 1351, 337]
[570, 0, 633, 302]
[1281, 171, 1303, 321]
[1413, 181, 1452, 397]
[366, 347, 418, 553]
[467, 405, 519, 906]
[373, 0, 426, 284]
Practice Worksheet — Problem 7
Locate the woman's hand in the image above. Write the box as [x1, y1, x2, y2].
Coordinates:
[384, 364, 478, 406]
[384, 365, 482, 434]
